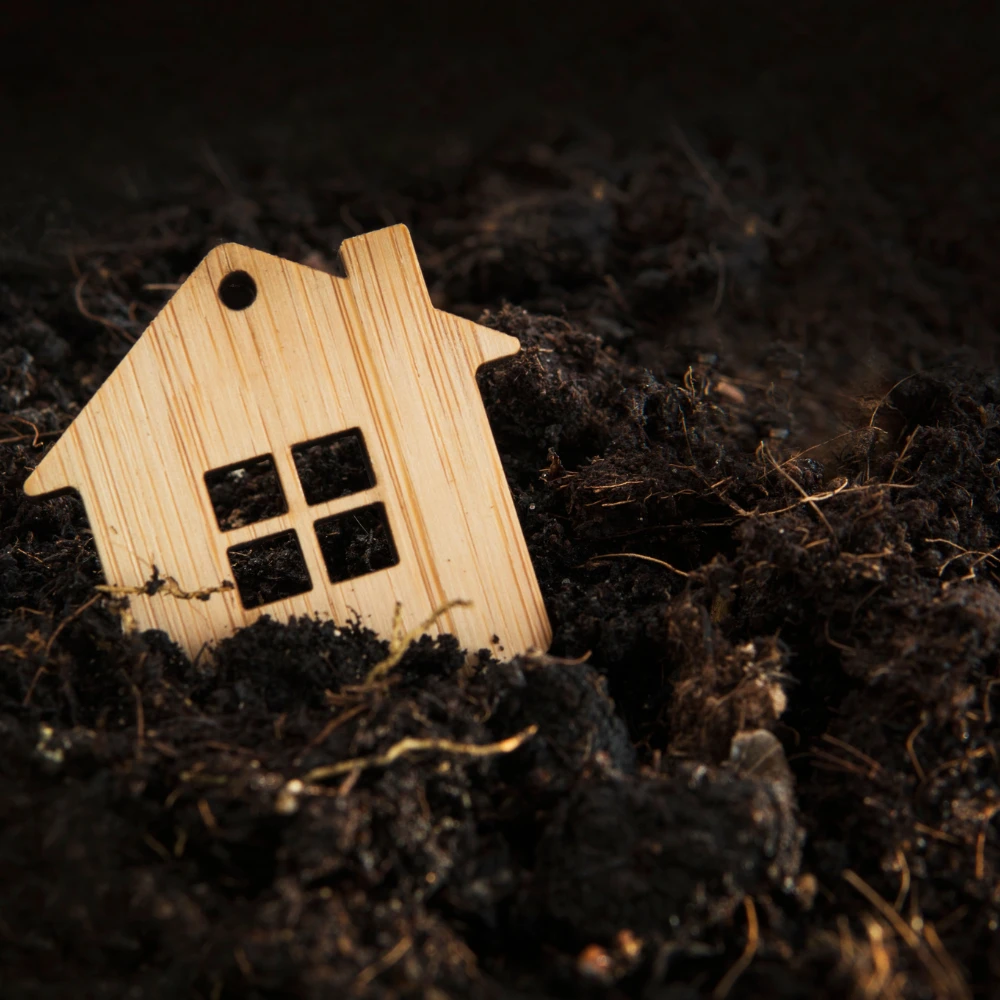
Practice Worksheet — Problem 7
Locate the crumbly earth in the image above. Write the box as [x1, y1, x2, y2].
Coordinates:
[2, 119, 999, 1000]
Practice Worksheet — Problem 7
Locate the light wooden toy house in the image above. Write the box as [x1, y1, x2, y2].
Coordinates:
[24, 225, 551, 659]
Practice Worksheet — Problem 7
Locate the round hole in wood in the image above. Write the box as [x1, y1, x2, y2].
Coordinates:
[218, 270, 257, 310]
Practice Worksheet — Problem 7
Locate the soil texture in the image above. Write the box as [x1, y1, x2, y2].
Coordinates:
[2, 17, 1000, 995]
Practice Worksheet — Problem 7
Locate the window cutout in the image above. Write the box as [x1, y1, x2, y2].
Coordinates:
[218, 270, 257, 310]
[205, 454, 287, 532]
[226, 530, 312, 609]
[315, 502, 399, 583]
[291, 428, 375, 506]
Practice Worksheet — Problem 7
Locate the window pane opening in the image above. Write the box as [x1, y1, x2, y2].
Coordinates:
[291, 428, 374, 506]
[227, 529, 312, 609]
[205, 454, 286, 532]
[314, 502, 399, 583]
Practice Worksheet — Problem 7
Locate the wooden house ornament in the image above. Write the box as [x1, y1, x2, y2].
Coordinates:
[24, 225, 551, 659]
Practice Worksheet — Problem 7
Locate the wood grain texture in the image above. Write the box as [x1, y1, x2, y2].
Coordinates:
[24, 225, 552, 659]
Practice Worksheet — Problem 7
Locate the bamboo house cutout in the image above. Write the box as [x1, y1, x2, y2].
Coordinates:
[23, 225, 552, 659]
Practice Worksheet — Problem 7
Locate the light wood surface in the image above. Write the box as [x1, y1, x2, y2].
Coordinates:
[24, 225, 552, 660]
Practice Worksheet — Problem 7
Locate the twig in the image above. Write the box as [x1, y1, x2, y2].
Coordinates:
[1, 416, 47, 447]
[296, 703, 368, 764]
[234, 946, 253, 981]
[905, 713, 929, 783]
[868, 373, 919, 432]
[811, 749, 872, 778]
[889, 428, 918, 484]
[777, 430, 862, 466]
[922, 538, 1000, 585]
[821, 734, 881, 775]
[21, 664, 48, 705]
[859, 915, 895, 999]
[762, 443, 837, 545]
[363, 599, 471, 686]
[143, 833, 172, 862]
[976, 828, 989, 881]
[7, 414, 41, 445]
[975, 804, 1000, 880]
[523, 649, 593, 667]
[713, 896, 759, 999]
[918, 747, 993, 796]
[922, 921, 970, 999]
[96, 575, 234, 602]
[0, 430, 61, 445]
[39, 592, 103, 661]
[843, 869, 920, 949]
[913, 822, 962, 845]
[843, 869, 971, 1000]
[586, 479, 648, 492]
[74, 273, 136, 344]
[585, 552, 689, 577]
[983, 678, 1000, 725]
[866, 373, 919, 481]
[353, 936, 412, 991]
[893, 848, 911, 911]
[197, 798, 218, 832]
[300, 724, 537, 784]
[753, 482, 913, 520]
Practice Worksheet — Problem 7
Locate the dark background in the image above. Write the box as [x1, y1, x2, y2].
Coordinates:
[2, 1, 997, 261]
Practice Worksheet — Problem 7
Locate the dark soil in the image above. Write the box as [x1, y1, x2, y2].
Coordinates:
[3, 5, 1000, 997]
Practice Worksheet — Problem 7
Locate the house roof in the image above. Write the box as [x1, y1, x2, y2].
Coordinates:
[24, 225, 519, 498]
